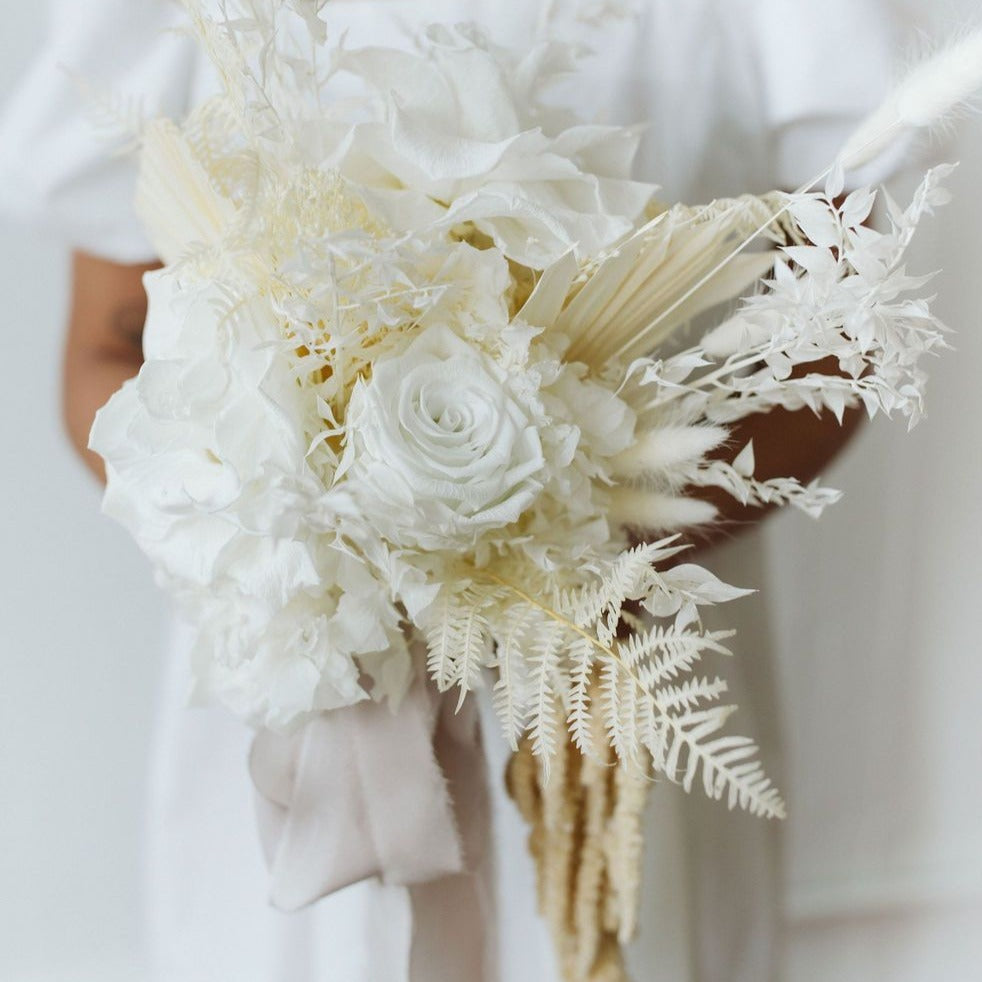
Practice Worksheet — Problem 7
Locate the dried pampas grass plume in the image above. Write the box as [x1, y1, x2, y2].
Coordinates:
[839, 28, 982, 170]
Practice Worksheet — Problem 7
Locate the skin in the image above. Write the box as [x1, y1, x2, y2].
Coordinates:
[63, 251, 161, 482]
[690, 358, 863, 548]
[63, 251, 861, 546]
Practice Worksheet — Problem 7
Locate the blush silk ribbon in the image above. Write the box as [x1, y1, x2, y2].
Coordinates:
[249, 672, 496, 981]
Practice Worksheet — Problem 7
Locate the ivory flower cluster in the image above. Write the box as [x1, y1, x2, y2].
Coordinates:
[91, 1, 948, 816]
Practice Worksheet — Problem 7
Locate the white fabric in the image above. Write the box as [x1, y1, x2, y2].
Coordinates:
[763, 138, 982, 978]
[7, 2, 976, 981]
[0, 0, 205, 261]
[145, 618, 409, 982]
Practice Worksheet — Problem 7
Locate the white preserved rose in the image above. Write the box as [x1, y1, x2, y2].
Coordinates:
[340, 326, 546, 550]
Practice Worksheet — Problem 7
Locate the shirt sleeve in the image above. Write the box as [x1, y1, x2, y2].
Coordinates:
[0, 0, 198, 262]
[749, 0, 909, 188]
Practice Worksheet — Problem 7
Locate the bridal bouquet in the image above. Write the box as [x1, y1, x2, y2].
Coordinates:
[90, 2, 975, 978]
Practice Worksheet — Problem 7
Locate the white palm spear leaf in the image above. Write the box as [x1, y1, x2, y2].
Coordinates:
[136, 119, 237, 264]
[558, 199, 785, 368]
[518, 249, 579, 328]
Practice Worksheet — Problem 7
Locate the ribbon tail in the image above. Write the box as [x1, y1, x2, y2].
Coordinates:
[249, 669, 497, 980]
[408, 687, 498, 982]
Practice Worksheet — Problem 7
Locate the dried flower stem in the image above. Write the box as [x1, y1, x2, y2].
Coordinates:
[506, 674, 650, 982]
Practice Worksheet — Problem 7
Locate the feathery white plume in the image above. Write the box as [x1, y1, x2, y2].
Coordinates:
[839, 28, 982, 170]
[609, 488, 718, 532]
[611, 426, 729, 479]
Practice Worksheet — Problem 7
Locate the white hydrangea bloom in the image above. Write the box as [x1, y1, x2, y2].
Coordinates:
[331, 24, 653, 268]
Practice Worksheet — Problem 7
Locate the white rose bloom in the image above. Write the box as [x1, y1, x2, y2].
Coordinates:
[340, 326, 546, 551]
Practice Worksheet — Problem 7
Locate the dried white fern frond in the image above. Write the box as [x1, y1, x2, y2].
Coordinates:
[567, 538, 687, 631]
[654, 708, 782, 816]
[529, 620, 566, 766]
[445, 553, 782, 818]
[490, 605, 536, 751]
[69, 72, 147, 155]
[422, 586, 494, 707]
[566, 635, 598, 755]
[654, 676, 729, 714]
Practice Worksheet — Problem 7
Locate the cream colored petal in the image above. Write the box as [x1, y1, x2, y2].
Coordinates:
[136, 118, 236, 264]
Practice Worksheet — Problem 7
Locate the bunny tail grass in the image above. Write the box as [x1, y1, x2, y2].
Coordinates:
[839, 28, 982, 170]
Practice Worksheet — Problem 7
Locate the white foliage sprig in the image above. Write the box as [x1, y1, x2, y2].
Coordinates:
[628, 170, 952, 433]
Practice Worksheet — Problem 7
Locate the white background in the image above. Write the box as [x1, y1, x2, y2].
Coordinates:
[0, 9, 165, 981]
[1, 3, 981, 981]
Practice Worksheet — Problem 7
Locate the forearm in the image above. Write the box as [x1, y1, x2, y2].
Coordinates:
[63, 345, 144, 482]
[62, 252, 158, 483]
[691, 395, 863, 548]
[684, 193, 870, 550]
